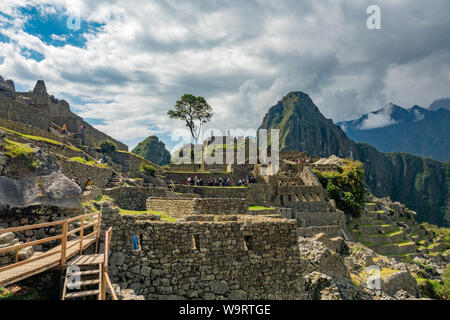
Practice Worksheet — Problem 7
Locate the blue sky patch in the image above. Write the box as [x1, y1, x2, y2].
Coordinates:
[20, 47, 45, 62]
[19, 6, 104, 49]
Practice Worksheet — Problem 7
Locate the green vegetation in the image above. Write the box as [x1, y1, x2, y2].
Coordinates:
[168, 93, 213, 171]
[248, 206, 275, 210]
[131, 136, 171, 166]
[3, 138, 41, 170]
[421, 222, 450, 248]
[118, 208, 176, 222]
[69, 157, 109, 168]
[0, 126, 82, 152]
[314, 159, 365, 217]
[141, 163, 156, 176]
[3, 138, 34, 159]
[415, 266, 450, 300]
[0, 287, 40, 300]
[99, 140, 117, 154]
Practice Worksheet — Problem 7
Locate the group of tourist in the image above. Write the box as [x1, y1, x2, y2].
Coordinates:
[184, 175, 257, 187]
[185, 176, 204, 186]
[71, 177, 93, 191]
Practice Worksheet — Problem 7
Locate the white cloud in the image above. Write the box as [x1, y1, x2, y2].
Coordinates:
[50, 34, 66, 41]
[359, 104, 398, 130]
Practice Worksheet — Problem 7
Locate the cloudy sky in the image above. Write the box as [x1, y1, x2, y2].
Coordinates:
[0, 0, 449, 151]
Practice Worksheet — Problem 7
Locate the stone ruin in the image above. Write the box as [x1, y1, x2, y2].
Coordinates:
[0, 75, 127, 151]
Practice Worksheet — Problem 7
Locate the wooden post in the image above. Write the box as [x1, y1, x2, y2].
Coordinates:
[95, 212, 101, 254]
[15, 249, 19, 263]
[61, 220, 68, 266]
[79, 216, 84, 255]
[101, 268, 107, 300]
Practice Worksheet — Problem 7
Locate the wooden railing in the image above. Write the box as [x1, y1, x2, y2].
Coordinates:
[0, 211, 102, 274]
[101, 227, 117, 300]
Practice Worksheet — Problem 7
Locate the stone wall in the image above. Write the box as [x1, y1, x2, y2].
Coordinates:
[101, 207, 305, 300]
[59, 157, 113, 189]
[297, 225, 344, 238]
[146, 198, 249, 217]
[293, 211, 346, 227]
[104, 186, 166, 211]
[174, 185, 249, 199]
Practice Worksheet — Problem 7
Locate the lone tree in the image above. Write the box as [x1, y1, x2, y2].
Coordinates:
[168, 94, 212, 170]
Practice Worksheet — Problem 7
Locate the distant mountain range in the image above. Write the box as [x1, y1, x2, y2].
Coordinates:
[337, 102, 450, 162]
[259, 92, 450, 227]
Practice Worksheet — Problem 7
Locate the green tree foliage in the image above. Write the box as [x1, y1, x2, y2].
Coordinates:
[436, 265, 450, 300]
[99, 140, 117, 154]
[168, 94, 213, 170]
[314, 159, 365, 217]
[141, 164, 156, 176]
[168, 94, 213, 143]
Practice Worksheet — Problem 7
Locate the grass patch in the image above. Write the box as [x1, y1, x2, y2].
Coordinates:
[119, 208, 176, 222]
[0, 126, 82, 152]
[0, 286, 40, 300]
[398, 241, 415, 246]
[385, 229, 403, 237]
[3, 138, 34, 159]
[70, 157, 109, 168]
[248, 206, 275, 211]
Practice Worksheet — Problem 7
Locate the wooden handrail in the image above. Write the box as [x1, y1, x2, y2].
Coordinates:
[104, 272, 118, 300]
[0, 211, 103, 291]
[0, 234, 63, 254]
[0, 212, 99, 235]
[0, 220, 64, 235]
[66, 212, 99, 223]
[0, 249, 62, 273]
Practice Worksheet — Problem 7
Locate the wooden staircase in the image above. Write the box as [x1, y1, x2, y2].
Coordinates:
[61, 228, 117, 300]
[62, 260, 103, 300]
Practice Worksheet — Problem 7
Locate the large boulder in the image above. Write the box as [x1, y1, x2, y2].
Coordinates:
[0, 172, 82, 215]
[382, 271, 419, 298]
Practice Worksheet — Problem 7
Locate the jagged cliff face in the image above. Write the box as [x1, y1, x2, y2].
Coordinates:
[259, 92, 357, 158]
[131, 136, 171, 166]
[259, 92, 450, 227]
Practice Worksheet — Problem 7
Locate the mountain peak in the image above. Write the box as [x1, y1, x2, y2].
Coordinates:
[429, 98, 450, 111]
[131, 135, 171, 166]
[259, 91, 355, 157]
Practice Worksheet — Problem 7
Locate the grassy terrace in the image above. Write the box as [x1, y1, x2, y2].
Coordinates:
[0, 126, 82, 152]
[69, 156, 109, 169]
[177, 185, 248, 189]
[119, 208, 176, 222]
[82, 195, 176, 222]
[248, 206, 275, 210]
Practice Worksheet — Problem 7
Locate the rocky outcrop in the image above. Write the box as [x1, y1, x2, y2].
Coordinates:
[131, 136, 171, 166]
[382, 270, 419, 298]
[0, 172, 82, 215]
